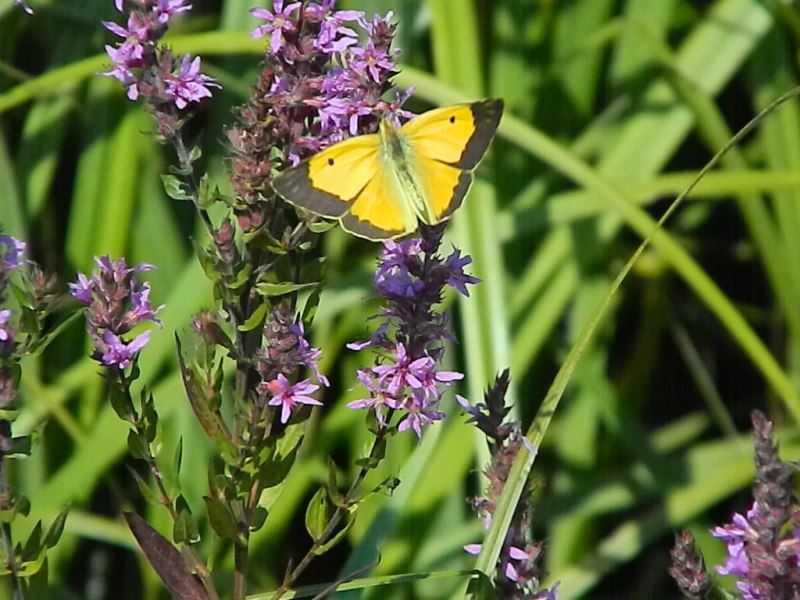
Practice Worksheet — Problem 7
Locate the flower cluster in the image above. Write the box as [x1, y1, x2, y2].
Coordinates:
[345, 227, 477, 438]
[228, 0, 408, 230]
[458, 371, 559, 598]
[103, 0, 219, 135]
[671, 411, 800, 599]
[70, 256, 164, 369]
[0, 235, 28, 355]
[255, 304, 328, 424]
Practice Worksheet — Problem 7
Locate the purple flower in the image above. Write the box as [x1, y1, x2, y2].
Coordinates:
[0, 309, 13, 342]
[346, 369, 392, 425]
[70, 256, 163, 370]
[153, 0, 192, 24]
[250, 1, 302, 54]
[465, 533, 559, 598]
[164, 54, 220, 109]
[262, 374, 321, 424]
[0, 235, 26, 273]
[372, 343, 429, 395]
[347, 39, 394, 83]
[290, 321, 329, 387]
[395, 391, 444, 437]
[445, 249, 481, 297]
[100, 330, 151, 369]
[418, 365, 463, 401]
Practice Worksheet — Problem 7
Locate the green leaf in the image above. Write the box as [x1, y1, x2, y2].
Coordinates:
[108, 383, 135, 423]
[25, 310, 84, 358]
[161, 174, 193, 201]
[141, 391, 159, 444]
[306, 218, 335, 234]
[21, 521, 43, 562]
[248, 506, 267, 532]
[42, 508, 69, 549]
[254, 280, 319, 298]
[128, 467, 161, 505]
[204, 496, 239, 541]
[124, 513, 208, 600]
[173, 496, 199, 544]
[127, 430, 150, 461]
[257, 422, 304, 488]
[305, 487, 330, 543]
[313, 507, 355, 555]
[237, 302, 267, 332]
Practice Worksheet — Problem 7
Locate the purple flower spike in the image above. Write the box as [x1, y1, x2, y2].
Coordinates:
[102, 0, 219, 116]
[70, 256, 164, 370]
[347, 228, 479, 439]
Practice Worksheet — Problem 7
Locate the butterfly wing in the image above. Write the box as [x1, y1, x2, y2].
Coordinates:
[272, 135, 380, 219]
[401, 99, 504, 223]
[272, 134, 412, 240]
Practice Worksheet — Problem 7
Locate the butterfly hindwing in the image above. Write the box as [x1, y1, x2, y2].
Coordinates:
[341, 171, 410, 240]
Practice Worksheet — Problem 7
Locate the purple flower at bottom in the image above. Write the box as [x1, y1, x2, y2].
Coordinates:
[262, 374, 321, 424]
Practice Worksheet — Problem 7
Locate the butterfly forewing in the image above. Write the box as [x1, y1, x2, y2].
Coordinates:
[272, 135, 381, 218]
[402, 100, 503, 169]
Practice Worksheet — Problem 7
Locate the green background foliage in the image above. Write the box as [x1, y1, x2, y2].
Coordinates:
[3, 0, 800, 598]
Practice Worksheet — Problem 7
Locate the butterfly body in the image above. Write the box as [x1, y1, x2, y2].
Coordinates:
[273, 99, 504, 240]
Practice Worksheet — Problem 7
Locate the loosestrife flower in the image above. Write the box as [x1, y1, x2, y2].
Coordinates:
[102, 0, 219, 135]
[70, 256, 164, 369]
[254, 304, 328, 424]
[459, 372, 560, 598]
[260, 374, 321, 424]
[671, 411, 800, 599]
[0, 235, 28, 356]
[345, 227, 475, 439]
[0, 235, 26, 275]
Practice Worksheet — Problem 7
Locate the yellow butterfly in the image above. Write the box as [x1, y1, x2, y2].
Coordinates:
[272, 99, 504, 241]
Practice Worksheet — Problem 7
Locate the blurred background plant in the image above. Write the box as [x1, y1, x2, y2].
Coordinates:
[3, 0, 800, 598]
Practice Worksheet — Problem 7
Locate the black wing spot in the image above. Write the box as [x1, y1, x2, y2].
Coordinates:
[449, 115, 456, 124]
[327, 158, 335, 165]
